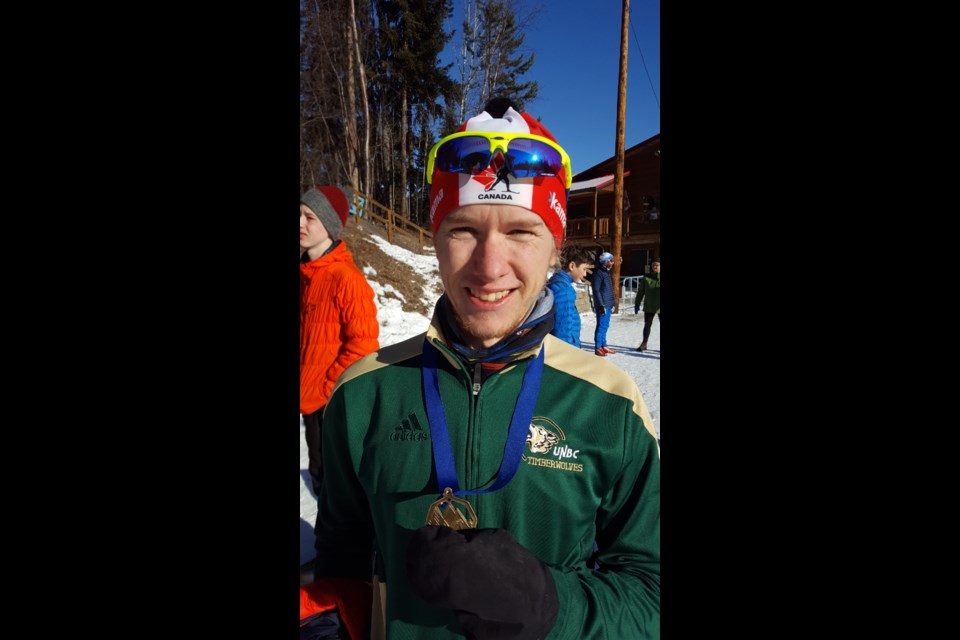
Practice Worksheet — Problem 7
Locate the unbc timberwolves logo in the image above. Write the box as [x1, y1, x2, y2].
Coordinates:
[527, 422, 559, 454]
[524, 417, 584, 473]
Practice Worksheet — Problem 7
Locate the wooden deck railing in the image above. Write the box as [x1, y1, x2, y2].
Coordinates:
[349, 192, 433, 252]
[565, 212, 660, 241]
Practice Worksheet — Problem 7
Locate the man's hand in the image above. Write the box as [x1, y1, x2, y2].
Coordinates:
[598, 306, 606, 316]
[406, 526, 558, 640]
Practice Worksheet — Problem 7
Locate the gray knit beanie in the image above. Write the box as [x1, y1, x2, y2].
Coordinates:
[300, 186, 350, 242]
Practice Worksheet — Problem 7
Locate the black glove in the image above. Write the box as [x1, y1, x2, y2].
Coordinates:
[598, 306, 606, 316]
[299, 610, 340, 640]
[634, 304, 639, 314]
[406, 526, 558, 640]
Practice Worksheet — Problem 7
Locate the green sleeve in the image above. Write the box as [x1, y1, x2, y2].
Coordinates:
[313, 386, 375, 581]
[547, 413, 660, 639]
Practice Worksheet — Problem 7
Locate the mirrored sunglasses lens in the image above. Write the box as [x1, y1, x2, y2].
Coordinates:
[436, 137, 492, 174]
[504, 139, 564, 178]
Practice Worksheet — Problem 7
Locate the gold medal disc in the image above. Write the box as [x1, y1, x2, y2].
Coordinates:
[425, 487, 478, 530]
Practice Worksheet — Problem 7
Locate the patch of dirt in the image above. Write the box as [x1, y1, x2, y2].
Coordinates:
[341, 219, 439, 317]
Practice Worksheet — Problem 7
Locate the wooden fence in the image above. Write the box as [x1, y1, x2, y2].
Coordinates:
[350, 193, 433, 252]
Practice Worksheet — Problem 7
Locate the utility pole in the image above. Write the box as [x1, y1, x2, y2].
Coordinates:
[611, 0, 629, 312]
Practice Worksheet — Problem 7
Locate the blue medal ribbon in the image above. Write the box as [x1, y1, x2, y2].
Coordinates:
[422, 339, 544, 496]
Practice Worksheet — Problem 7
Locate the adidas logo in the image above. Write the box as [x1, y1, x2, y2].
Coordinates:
[391, 413, 429, 441]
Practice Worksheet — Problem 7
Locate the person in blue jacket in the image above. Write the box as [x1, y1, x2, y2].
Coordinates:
[588, 251, 617, 356]
[546, 248, 594, 347]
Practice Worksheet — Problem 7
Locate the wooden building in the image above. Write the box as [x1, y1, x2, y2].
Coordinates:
[564, 133, 660, 276]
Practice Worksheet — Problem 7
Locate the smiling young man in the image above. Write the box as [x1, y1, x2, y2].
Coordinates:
[312, 99, 660, 640]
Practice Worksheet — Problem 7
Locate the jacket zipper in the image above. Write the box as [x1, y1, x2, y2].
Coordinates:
[471, 363, 482, 519]
[472, 364, 482, 396]
[433, 341, 480, 515]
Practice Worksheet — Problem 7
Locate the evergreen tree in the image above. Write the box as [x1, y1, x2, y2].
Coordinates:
[376, 0, 453, 218]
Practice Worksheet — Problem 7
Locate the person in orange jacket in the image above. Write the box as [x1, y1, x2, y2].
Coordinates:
[300, 577, 372, 640]
[300, 186, 379, 497]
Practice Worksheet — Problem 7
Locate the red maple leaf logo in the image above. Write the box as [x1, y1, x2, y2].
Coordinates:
[470, 154, 503, 190]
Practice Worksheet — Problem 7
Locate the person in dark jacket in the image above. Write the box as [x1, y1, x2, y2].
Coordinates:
[634, 259, 660, 352]
[545, 248, 593, 347]
[588, 252, 617, 356]
[313, 98, 660, 640]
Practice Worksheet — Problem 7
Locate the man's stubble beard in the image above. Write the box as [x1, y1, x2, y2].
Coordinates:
[452, 304, 530, 347]
[449, 274, 549, 347]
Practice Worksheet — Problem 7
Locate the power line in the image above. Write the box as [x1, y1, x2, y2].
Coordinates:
[629, 10, 660, 111]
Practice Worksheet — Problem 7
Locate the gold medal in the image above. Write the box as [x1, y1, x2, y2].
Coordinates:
[425, 487, 478, 530]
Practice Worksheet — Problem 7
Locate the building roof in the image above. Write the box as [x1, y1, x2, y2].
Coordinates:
[569, 172, 631, 193]
[572, 133, 660, 183]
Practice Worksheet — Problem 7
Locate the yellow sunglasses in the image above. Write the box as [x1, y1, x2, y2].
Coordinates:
[427, 131, 573, 189]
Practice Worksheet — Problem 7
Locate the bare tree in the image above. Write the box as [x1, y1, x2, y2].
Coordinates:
[344, 13, 359, 192]
[451, 0, 542, 120]
[349, 0, 371, 195]
[455, 0, 482, 123]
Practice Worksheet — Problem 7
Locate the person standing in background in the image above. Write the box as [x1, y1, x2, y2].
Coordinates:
[588, 251, 616, 356]
[546, 248, 594, 347]
[634, 259, 660, 352]
[300, 185, 380, 497]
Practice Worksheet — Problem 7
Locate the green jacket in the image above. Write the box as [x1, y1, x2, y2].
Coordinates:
[316, 319, 660, 640]
[635, 273, 660, 314]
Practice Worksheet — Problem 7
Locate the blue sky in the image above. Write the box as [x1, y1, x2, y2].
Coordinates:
[442, 0, 660, 176]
